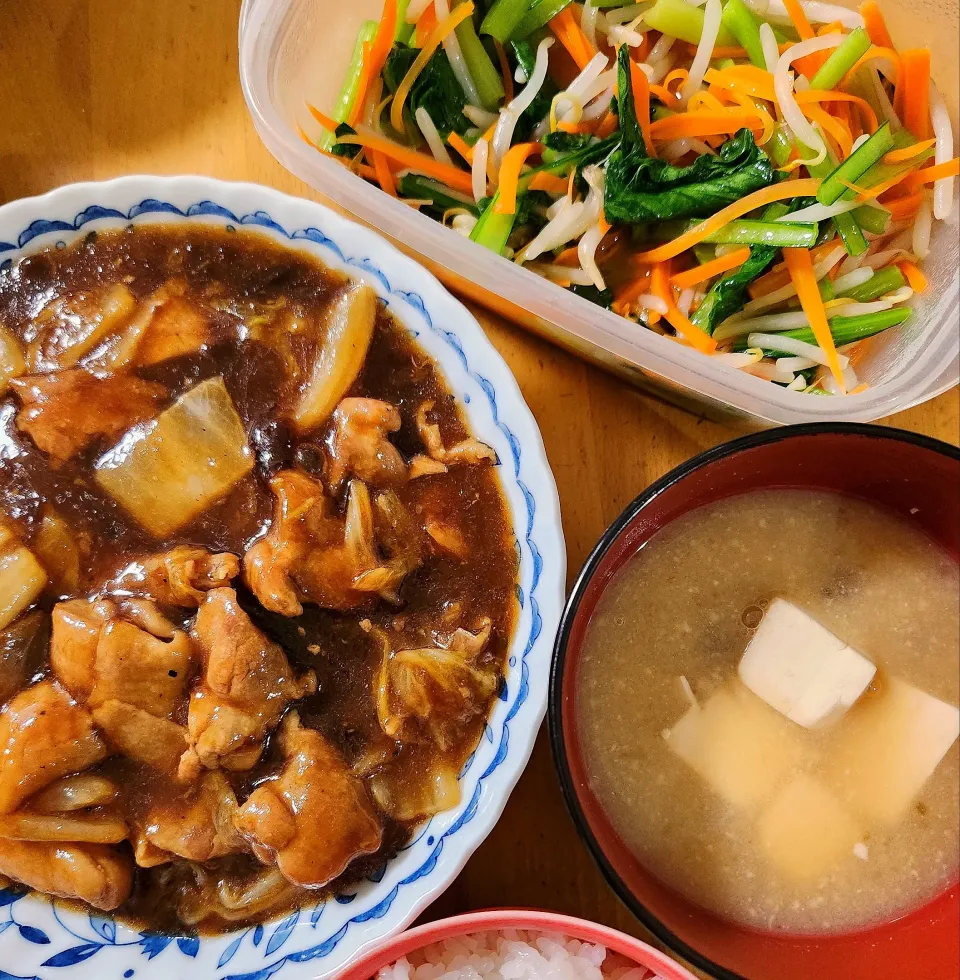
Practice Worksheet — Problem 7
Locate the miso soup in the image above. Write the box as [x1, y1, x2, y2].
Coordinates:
[576, 489, 960, 934]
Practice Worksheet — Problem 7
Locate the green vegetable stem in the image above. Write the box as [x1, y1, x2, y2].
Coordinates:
[456, 11, 505, 109]
[817, 122, 895, 204]
[700, 219, 819, 247]
[334, 21, 379, 129]
[643, 0, 735, 47]
[514, 0, 574, 38]
[809, 28, 872, 92]
[733, 307, 911, 352]
[720, 0, 766, 69]
[838, 264, 906, 301]
[481, 0, 534, 42]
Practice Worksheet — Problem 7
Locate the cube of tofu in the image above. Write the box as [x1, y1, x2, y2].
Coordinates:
[664, 680, 812, 811]
[0, 529, 47, 630]
[756, 774, 861, 882]
[824, 676, 960, 826]
[738, 598, 876, 729]
[95, 377, 253, 538]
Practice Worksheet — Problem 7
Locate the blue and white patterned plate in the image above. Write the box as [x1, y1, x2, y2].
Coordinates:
[0, 176, 565, 980]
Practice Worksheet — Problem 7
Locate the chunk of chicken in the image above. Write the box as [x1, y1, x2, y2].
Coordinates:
[11, 369, 166, 465]
[49, 599, 116, 699]
[51, 603, 192, 716]
[88, 620, 192, 715]
[234, 713, 382, 887]
[118, 597, 177, 640]
[326, 398, 407, 490]
[244, 471, 406, 616]
[415, 401, 496, 467]
[0, 839, 132, 910]
[91, 700, 188, 775]
[108, 546, 240, 607]
[0, 680, 108, 814]
[138, 772, 243, 863]
[178, 588, 315, 780]
[136, 295, 210, 367]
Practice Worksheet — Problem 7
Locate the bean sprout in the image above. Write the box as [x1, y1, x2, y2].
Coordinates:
[775, 35, 845, 163]
[930, 83, 956, 220]
[415, 107, 453, 166]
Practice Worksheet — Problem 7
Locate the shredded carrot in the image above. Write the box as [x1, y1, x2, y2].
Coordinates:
[369, 0, 399, 82]
[784, 247, 845, 389]
[781, 0, 830, 77]
[549, 7, 594, 70]
[495, 143, 540, 214]
[415, 5, 438, 46]
[593, 110, 619, 139]
[447, 131, 475, 164]
[796, 90, 879, 134]
[663, 69, 690, 98]
[688, 90, 729, 114]
[705, 66, 775, 102]
[649, 110, 765, 141]
[612, 261, 653, 316]
[748, 238, 841, 297]
[651, 260, 718, 353]
[725, 91, 775, 144]
[805, 105, 853, 159]
[842, 46, 901, 88]
[849, 382, 870, 393]
[885, 191, 923, 220]
[494, 40, 514, 104]
[672, 248, 751, 289]
[649, 83, 679, 105]
[633, 32, 652, 63]
[527, 172, 570, 194]
[816, 20, 843, 35]
[391, 2, 475, 134]
[898, 260, 928, 292]
[630, 61, 656, 157]
[337, 127, 475, 194]
[883, 138, 937, 164]
[298, 123, 379, 179]
[307, 103, 340, 134]
[783, 0, 815, 38]
[860, 1, 894, 49]
[633, 179, 821, 264]
[902, 157, 960, 190]
[554, 246, 580, 267]
[371, 150, 397, 196]
[898, 49, 931, 139]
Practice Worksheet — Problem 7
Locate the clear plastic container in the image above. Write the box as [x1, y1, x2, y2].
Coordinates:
[239, 0, 959, 425]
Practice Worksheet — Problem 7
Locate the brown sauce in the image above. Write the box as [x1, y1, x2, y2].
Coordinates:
[0, 225, 518, 933]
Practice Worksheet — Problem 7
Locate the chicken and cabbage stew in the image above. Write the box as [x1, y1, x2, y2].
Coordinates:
[0, 225, 517, 933]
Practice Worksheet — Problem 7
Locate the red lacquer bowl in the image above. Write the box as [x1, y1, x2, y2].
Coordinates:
[549, 423, 960, 980]
[336, 909, 700, 980]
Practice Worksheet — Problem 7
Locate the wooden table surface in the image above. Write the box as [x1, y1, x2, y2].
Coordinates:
[2, 0, 958, 965]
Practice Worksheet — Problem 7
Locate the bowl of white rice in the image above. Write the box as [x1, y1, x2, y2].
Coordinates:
[334, 909, 698, 980]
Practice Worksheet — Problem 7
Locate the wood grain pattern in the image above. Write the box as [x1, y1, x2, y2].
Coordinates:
[1, 0, 957, 968]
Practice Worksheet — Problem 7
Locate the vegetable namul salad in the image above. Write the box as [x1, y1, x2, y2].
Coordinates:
[302, 0, 958, 395]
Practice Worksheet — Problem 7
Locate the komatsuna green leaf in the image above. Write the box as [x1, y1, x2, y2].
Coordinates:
[604, 127, 776, 224]
[383, 44, 470, 138]
[689, 245, 778, 334]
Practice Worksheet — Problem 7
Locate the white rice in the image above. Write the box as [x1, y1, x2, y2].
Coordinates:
[376, 931, 664, 980]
